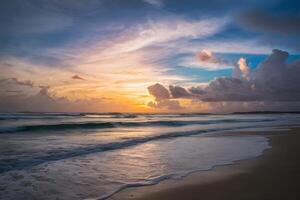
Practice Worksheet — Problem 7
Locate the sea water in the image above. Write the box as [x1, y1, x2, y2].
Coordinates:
[0, 113, 299, 199]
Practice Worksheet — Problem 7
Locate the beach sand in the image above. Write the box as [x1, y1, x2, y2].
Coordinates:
[110, 127, 300, 200]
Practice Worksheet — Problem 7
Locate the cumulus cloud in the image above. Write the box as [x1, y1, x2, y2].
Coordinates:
[179, 49, 233, 70]
[202, 49, 300, 101]
[147, 83, 170, 100]
[169, 85, 192, 98]
[232, 57, 250, 80]
[198, 49, 232, 66]
[148, 49, 300, 111]
[198, 49, 217, 63]
[193, 77, 256, 101]
[147, 83, 183, 110]
[148, 99, 182, 110]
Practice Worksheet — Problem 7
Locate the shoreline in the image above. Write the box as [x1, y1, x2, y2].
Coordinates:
[110, 127, 300, 200]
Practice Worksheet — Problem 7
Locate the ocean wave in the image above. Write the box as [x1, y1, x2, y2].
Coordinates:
[0, 113, 140, 120]
[0, 118, 277, 134]
[0, 124, 278, 173]
[0, 112, 84, 120]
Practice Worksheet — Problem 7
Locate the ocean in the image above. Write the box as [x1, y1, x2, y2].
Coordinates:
[0, 112, 300, 199]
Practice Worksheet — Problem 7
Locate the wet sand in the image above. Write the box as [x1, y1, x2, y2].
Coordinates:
[111, 127, 300, 200]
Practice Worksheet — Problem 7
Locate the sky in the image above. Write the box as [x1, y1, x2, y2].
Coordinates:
[0, 0, 300, 113]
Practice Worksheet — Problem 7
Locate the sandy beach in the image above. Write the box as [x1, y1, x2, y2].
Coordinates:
[111, 127, 300, 200]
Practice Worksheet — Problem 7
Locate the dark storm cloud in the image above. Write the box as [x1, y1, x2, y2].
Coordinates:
[148, 49, 300, 103]
[238, 10, 300, 35]
[234, 1, 300, 51]
[169, 85, 191, 98]
[207, 49, 300, 101]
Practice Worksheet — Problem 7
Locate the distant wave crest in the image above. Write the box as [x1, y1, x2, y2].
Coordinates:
[0, 118, 276, 134]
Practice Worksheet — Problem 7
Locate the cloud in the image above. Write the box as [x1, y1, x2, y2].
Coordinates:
[143, 0, 164, 8]
[238, 10, 300, 35]
[0, 84, 139, 112]
[0, 0, 73, 35]
[169, 85, 191, 98]
[204, 49, 300, 101]
[6, 78, 34, 87]
[148, 49, 300, 107]
[38, 86, 52, 97]
[99, 17, 227, 56]
[147, 83, 183, 110]
[147, 83, 170, 100]
[198, 49, 214, 62]
[39, 16, 227, 73]
[148, 99, 182, 110]
[34, 0, 103, 14]
[0, 81, 62, 112]
[71, 75, 85, 80]
[232, 57, 250, 80]
[178, 49, 233, 70]
[236, 10, 300, 51]
[192, 77, 256, 101]
[181, 40, 272, 55]
[0, 77, 37, 97]
[197, 49, 232, 66]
